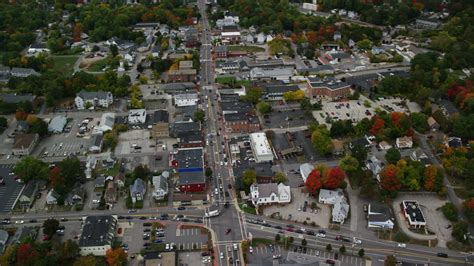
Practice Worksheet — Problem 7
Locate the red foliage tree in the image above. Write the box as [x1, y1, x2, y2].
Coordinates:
[423, 165, 437, 191]
[16, 243, 38, 266]
[49, 166, 62, 187]
[73, 23, 82, 43]
[390, 112, 403, 127]
[322, 167, 345, 189]
[15, 110, 28, 121]
[106, 248, 127, 266]
[380, 165, 401, 192]
[305, 169, 322, 194]
[306, 31, 318, 48]
[406, 127, 414, 137]
[369, 117, 385, 135]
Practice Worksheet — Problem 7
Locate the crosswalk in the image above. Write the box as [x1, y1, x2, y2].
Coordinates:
[287, 246, 365, 266]
[177, 228, 201, 236]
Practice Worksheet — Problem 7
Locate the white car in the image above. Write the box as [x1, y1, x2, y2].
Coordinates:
[165, 244, 170, 250]
[15, 220, 24, 224]
[233, 243, 238, 251]
[397, 243, 407, 248]
[316, 233, 326, 238]
[220, 252, 224, 259]
[272, 254, 281, 259]
[249, 246, 253, 254]
[353, 238, 362, 244]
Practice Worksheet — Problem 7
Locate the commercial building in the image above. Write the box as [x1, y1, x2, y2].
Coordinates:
[401, 200, 426, 228]
[78, 215, 118, 256]
[152, 110, 170, 138]
[171, 147, 206, 193]
[221, 31, 241, 44]
[128, 109, 147, 124]
[299, 163, 314, 183]
[167, 69, 197, 82]
[250, 183, 291, 206]
[368, 203, 395, 230]
[75, 90, 113, 110]
[319, 189, 349, 224]
[174, 93, 199, 107]
[249, 132, 274, 163]
[223, 112, 260, 133]
[261, 84, 299, 101]
[12, 133, 38, 156]
[306, 77, 351, 100]
[48, 115, 67, 133]
[97, 113, 115, 133]
[249, 67, 293, 81]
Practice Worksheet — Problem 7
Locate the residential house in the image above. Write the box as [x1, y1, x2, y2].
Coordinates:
[446, 137, 462, 148]
[415, 17, 441, 29]
[171, 147, 206, 193]
[401, 200, 426, 228]
[368, 203, 395, 230]
[306, 77, 351, 100]
[48, 115, 67, 133]
[12, 133, 39, 156]
[250, 183, 291, 206]
[128, 109, 147, 124]
[410, 149, 431, 166]
[65, 185, 85, 206]
[378, 141, 392, 151]
[46, 189, 60, 205]
[95, 176, 106, 188]
[18, 180, 39, 209]
[427, 117, 439, 131]
[75, 90, 113, 110]
[14, 121, 29, 135]
[10, 67, 40, 78]
[105, 182, 118, 204]
[332, 139, 344, 156]
[366, 155, 383, 182]
[115, 172, 126, 188]
[79, 215, 118, 256]
[27, 42, 50, 54]
[152, 173, 169, 201]
[318, 189, 349, 224]
[349, 137, 371, 149]
[11, 227, 37, 243]
[130, 178, 146, 203]
[0, 93, 36, 104]
[396, 136, 413, 149]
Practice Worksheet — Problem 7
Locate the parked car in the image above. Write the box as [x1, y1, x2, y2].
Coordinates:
[437, 253, 448, 258]
[397, 243, 406, 248]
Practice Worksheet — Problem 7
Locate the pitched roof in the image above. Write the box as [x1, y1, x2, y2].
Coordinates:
[130, 178, 146, 195]
[0, 93, 36, 103]
[12, 134, 37, 150]
[76, 90, 110, 100]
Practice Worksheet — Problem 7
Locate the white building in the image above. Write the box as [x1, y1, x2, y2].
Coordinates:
[299, 163, 314, 183]
[368, 204, 395, 230]
[249, 67, 293, 81]
[128, 109, 147, 124]
[152, 171, 169, 200]
[97, 112, 115, 133]
[319, 189, 349, 224]
[402, 200, 426, 228]
[249, 132, 274, 163]
[48, 115, 67, 133]
[75, 90, 113, 110]
[174, 93, 199, 107]
[250, 183, 291, 206]
[78, 215, 118, 256]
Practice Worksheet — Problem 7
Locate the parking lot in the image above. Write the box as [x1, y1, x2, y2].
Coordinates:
[0, 164, 24, 213]
[262, 188, 331, 228]
[115, 129, 156, 155]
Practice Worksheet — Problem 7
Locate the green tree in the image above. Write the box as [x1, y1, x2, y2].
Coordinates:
[73, 256, 97, 266]
[385, 255, 397, 266]
[357, 39, 373, 50]
[194, 110, 206, 123]
[311, 125, 333, 156]
[410, 112, 429, 133]
[242, 87, 262, 104]
[274, 172, 287, 183]
[350, 144, 368, 164]
[339, 245, 346, 254]
[59, 239, 80, 260]
[0, 117, 7, 129]
[441, 203, 458, 222]
[242, 170, 257, 189]
[14, 156, 48, 183]
[339, 155, 359, 174]
[59, 156, 84, 189]
[256, 101, 272, 114]
[385, 148, 401, 165]
[205, 168, 213, 178]
[326, 244, 332, 251]
[301, 238, 307, 246]
[275, 233, 281, 242]
[358, 248, 365, 257]
[28, 118, 49, 137]
[452, 221, 469, 244]
[103, 131, 118, 150]
[110, 44, 118, 57]
[42, 218, 59, 237]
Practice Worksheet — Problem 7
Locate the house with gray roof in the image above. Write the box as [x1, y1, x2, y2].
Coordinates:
[0, 229, 8, 254]
[75, 90, 113, 110]
[10, 68, 40, 78]
[152, 173, 169, 200]
[11, 227, 37, 244]
[18, 180, 39, 209]
[368, 203, 395, 230]
[130, 178, 146, 203]
[46, 189, 60, 205]
[319, 189, 350, 224]
[65, 185, 86, 206]
[0, 93, 36, 104]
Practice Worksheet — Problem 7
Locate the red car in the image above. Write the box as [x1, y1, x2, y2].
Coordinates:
[117, 228, 123, 234]
[42, 235, 50, 241]
[287, 228, 294, 232]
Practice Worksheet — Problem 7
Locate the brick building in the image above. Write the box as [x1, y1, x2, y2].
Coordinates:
[306, 77, 351, 100]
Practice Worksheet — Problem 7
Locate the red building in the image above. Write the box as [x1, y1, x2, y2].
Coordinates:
[170, 147, 206, 193]
[306, 77, 351, 100]
[224, 113, 260, 133]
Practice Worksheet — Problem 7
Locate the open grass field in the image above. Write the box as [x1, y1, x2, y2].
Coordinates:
[51, 55, 80, 75]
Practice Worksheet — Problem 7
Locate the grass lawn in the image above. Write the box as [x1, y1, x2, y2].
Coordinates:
[251, 238, 274, 246]
[52, 55, 79, 75]
[227, 45, 265, 52]
[240, 204, 257, 215]
[215, 76, 252, 87]
[87, 58, 108, 72]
